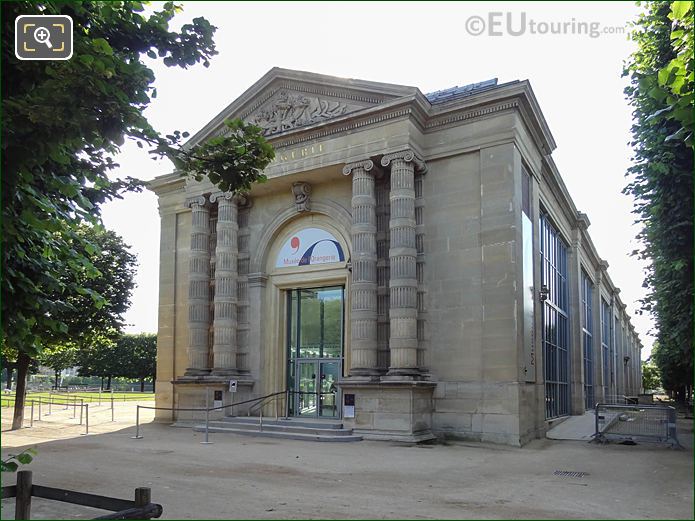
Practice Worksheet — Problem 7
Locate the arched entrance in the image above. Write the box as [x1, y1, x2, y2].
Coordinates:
[259, 212, 351, 419]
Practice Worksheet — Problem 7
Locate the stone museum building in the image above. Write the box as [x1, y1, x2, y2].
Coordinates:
[150, 68, 643, 445]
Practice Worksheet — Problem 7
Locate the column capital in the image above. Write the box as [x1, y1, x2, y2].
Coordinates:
[209, 191, 250, 206]
[380, 149, 427, 174]
[342, 159, 374, 176]
[185, 195, 207, 209]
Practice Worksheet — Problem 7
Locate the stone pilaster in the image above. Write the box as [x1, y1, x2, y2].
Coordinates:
[343, 160, 379, 375]
[185, 195, 211, 375]
[210, 192, 240, 375]
[381, 150, 426, 376]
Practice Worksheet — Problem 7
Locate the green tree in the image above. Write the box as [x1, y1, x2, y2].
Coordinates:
[37, 344, 78, 389]
[622, 1, 694, 403]
[77, 336, 119, 390]
[3, 1, 273, 429]
[641, 357, 662, 391]
[117, 333, 157, 392]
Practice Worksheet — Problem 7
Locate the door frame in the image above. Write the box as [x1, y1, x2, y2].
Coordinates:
[286, 285, 345, 419]
[261, 265, 350, 413]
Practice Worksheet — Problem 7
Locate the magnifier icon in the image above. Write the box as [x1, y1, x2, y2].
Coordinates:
[33, 26, 52, 49]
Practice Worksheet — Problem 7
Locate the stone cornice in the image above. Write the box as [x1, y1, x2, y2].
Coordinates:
[147, 172, 185, 196]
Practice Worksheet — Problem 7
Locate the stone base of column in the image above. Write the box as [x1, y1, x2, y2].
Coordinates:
[183, 368, 211, 377]
[171, 376, 255, 423]
[338, 377, 436, 443]
[210, 368, 244, 377]
[349, 368, 384, 377]
[386, 367, 422, 377]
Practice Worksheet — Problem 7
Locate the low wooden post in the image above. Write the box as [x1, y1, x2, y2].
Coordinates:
[15, 470, 32, 520]
[134, 487, 151, 508]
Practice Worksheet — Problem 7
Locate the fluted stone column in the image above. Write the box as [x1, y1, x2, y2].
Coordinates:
[343, 160, 379, 375]
[210, 192, 240, 375]
[185, 195, 211, 375]
[381, 150, 426, 376]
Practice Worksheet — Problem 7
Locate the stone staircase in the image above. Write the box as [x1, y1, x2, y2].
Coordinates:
[192, 416, 362, 442]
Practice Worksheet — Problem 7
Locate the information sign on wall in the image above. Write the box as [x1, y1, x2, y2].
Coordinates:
[275, 227, 345, 268]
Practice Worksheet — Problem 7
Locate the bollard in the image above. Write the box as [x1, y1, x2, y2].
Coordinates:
[131, 405, 143, 439]
[201, 388, 212, 444]
[79, 399, 84, 425]
[135, 487, 151, 508]
[30, 400, 34, 428]
[80, 404, 89, 435]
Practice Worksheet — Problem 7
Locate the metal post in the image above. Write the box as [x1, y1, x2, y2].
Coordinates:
[15, 470, 32, 521]
[48, 396, 52, 416]
[30, 400, 34, 428]
[80, 403, 89, 435]
[131, 405, 143, 439]
[79, 399, 84, 425]
[99, 388, 102, 406]
[201, 387, 212, 444]
[111, 395, 114, 422]
[285, 389, 289, 419]
[72, 397, 76, 419]
[38, 399, 41, 420]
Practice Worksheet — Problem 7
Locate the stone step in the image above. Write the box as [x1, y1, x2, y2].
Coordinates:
[192, 425, 362, 442]
[201, 420, 356, 436]
[218, 416, 344, 430]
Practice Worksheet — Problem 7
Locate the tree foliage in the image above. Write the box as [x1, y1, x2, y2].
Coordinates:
[622, 0, 694, 400]
[2, 1, 273, 428]
[78, 333, 156, 390]
[116, 333, 157, 390]
[641, 357, 662, 391]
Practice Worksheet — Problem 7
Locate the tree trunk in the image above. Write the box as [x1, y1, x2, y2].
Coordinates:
[54, 369, 60, 390]
[140, 378, 145, 393]
[101, 376, 104, 390]
[106, 375, 111, 390]
[152, 378, 155, 393]
[11, 354, 31, 430]
[5, 365, 14, 390]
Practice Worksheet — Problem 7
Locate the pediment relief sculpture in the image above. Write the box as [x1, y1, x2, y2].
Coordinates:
[247, 90, 368, 136]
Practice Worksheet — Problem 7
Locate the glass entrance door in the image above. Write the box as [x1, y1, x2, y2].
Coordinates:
[287, 287, 344, 418]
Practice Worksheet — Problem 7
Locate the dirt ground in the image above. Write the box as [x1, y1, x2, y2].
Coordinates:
[1, 404, 693, 520]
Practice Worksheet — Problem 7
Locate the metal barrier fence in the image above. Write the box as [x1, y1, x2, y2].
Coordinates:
[594, 403, 681, 448]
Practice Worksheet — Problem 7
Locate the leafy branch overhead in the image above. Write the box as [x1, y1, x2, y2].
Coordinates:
[2, 1, 272, 429]
[151, 119, 275, 193]
[622, 0, 693, 400]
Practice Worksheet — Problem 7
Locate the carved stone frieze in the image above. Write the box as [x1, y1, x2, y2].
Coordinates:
[248, 90, 367, 136]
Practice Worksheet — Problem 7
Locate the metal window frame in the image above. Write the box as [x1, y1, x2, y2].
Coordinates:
[540, 212, 571, 420]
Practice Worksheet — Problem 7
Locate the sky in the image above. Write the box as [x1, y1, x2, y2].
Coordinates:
[100, 1, 655, 358]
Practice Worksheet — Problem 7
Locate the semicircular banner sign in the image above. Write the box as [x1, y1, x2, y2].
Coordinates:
[276, 228, 345, 268]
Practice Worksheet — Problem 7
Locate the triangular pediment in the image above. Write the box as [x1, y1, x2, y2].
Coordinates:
[186, 68, 419, 145]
